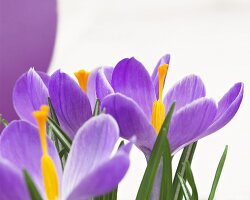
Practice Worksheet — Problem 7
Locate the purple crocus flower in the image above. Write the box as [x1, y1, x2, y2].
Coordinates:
[0, 107, 131, 200]
[97, 55, 243, 199]
[99, 55, 244, 155]
[12, 68, 92, 139]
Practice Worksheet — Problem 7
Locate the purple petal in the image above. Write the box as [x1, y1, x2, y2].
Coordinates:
[103, 66, 113, 83]
[101, 93, 156, 154]
[164, 74, 206, 113]
[13, 68, 49, 125]
[119, 140, 134, 154]
[87, 68, 98, 110]
[0, 158, 30, 200]
[0, 0, 57, 123]
[37, 71, 50, 88]
[0, 120, 62, 196]
[64, 151, 130, 200]
[96, 67, 114, 101]
[151, 54, 171, 99]
[168, 98, 217, 154]
[111, 57, 156, 120]
[61, 114, 120, 199]
[204, 83, 244, 135]
[49, 70, 92, 138]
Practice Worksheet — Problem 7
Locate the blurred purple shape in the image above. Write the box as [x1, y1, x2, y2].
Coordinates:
[0, 0, 57, 125]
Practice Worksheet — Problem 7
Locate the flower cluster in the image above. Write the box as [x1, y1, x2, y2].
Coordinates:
[0, 54, 244, 200]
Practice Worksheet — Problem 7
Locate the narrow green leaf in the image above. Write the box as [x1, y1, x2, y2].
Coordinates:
[208, 145, 228, 200]
[94, 190, 117, 200]
[23, 170, 43, 200]
[59, 148, 68, 158]
[177, 173, 191, 200]
[47, 117, 72, 152]
[48, 97, 68, 168]
[136, 102, 175, 200]
[0, 114, 8, 127]
[93, 99, 101, 116]
[185, 161, 198, 200]
[47, 124, 60, 150]
[110, 188, 118, 200]
[48, 97, 60, 125]
[160, 130, 173, 199]
[173, 142, 197, 200]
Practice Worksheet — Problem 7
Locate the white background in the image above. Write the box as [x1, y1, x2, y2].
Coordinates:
[50, 1, 250, 199]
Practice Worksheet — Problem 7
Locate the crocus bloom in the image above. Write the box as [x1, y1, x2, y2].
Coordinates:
[98, 56, 243, 199]
[100, 55, 244, 155]
[13, 68, 92, 139]
[0, 106, 131, 200]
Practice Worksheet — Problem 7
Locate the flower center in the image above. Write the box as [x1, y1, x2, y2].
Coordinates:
[74, 69, 90, 92]
[33, 106, 59, 200]
[151, 64, 168, 134]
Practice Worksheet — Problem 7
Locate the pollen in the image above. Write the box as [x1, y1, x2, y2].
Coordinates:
[74, 69, 90, 92]
[151, 64, 168, 134]
[33, 105, 59, 200]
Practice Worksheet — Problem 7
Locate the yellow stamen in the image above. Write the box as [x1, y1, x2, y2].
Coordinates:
[158, 64, 168, 101]
[151, 64, 169, 134]
[152, 100, 165, 133]
[33, 105, 59, 200]
[74, 69, 90, 92]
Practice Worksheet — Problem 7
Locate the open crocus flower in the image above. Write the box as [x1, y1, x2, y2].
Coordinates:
[13, 68, 92, 139]
[0, 106, 131, 200]
[100, 56, 244, 155]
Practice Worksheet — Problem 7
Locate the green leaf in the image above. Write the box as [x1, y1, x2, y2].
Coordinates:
[59, 148, 68, 158]
[173, 142, 197, 200]
[47, 117, 72, 152]
[177, 173, 191, 200]
[160, 126, 173, 199]
[23, 170, 43, 200]
[136, 102, 175, 200]
[48, 97, 60, 125]
[94, 190, 117, 200]
[93, 99, 101, 116]
[208, 145, 228, 200]
[48, 97, 68, 168]
[184, 161, 198, 200]
[0, 114, 8, 127]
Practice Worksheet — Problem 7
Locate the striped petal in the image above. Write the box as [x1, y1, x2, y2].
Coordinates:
[204, 82, 244, 135]
[13, 68, 49, 125]
[49, 70, 92, 138]
[111, 57, 156, 120]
